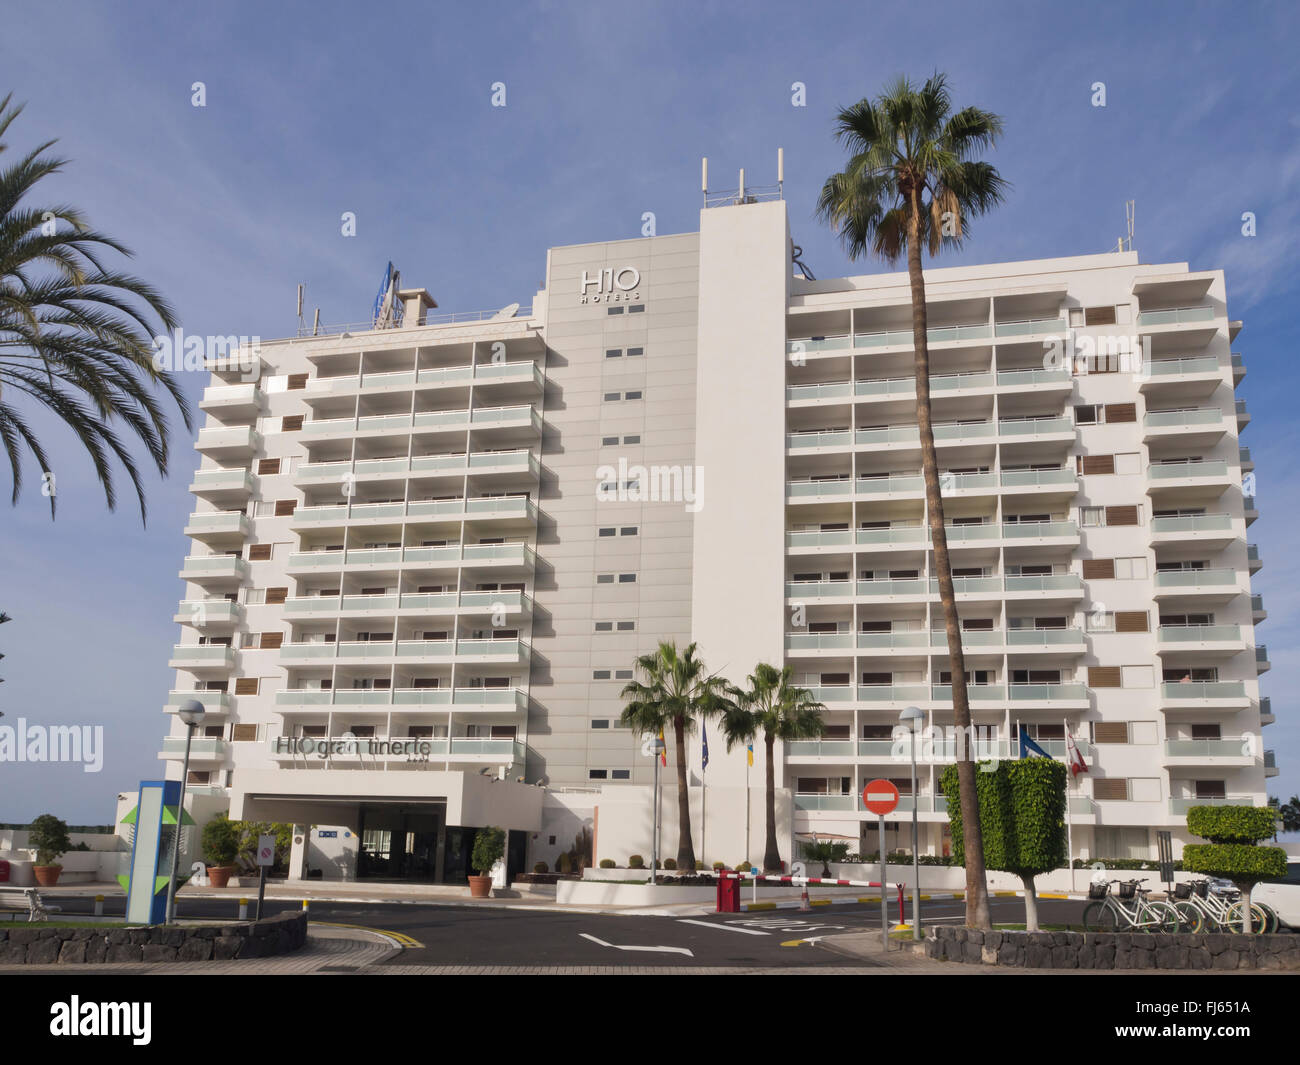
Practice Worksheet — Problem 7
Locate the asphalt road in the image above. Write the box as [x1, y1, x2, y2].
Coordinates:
[30, 892, 1091, 969]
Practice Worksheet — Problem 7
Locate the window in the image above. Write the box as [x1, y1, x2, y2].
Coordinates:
[287, 373, 308, 390]
[592, 670, 611, 680]
[1104, 403, 1136, 424]
[591, 720, 610, 729]
[617, 573, 636, 583]
[1088, 666, 1122, 688]
[234, 678, 259, 696]
[248, 544, 272, 561]
[601, 436, 619, 446]
[1078, 454, 1115, 476]
[623, 434, 641, 445]
[1074, 405, 1099, 425]
[603, 392, 620, 402]
[598, 527, 616, 537]
[605, 348, 623, 359]
[1114, 557, 1148, 579]
[1080, 507, 1104, 527]
[596, 574, 614, 584]
[231, 724, 258, 742]
[282, 415, 304, 432]
[612, 769, 631, 780]
[621, 526, 638, 536]
[1093, 778, 1129, 801]
[625, 390, 642, 400]
[606, 307, 624, 316]
[257, 458, 281, 476]
[626, 347, 644, 357]
[594, 621, 613, 632]
[617, 621, 635, 631]
[1085, 306, 1118, 326]
[589, 769, 608, 779]
[628, 305, 645, 314]
[275, 499, 298, 517]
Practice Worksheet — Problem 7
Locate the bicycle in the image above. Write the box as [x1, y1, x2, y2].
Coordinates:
[1082, 878, 1181, 933]
[1171, 878, 1276, 933]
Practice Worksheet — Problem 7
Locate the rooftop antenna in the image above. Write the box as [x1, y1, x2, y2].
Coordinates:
[738, 167, 745, 205]
[1116, 199, 1135, 252]
[701, 156, 708, 208]
[296, 284, 306, 332]
[778, 147, 784, 199]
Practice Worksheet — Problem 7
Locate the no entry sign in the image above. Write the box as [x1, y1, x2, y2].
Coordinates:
[861, 778, 900, 815]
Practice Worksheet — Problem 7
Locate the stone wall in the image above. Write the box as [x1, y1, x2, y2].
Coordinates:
[0, 911, 307, 964]
[926, 927, 1300, 970]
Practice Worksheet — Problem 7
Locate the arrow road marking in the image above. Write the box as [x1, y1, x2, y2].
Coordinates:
[677, 919, 770, 936]
[579, 933, 694, 956]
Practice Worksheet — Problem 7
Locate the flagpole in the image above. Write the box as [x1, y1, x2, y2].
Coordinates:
[701, 735, 707, 868]
[745, 750, 751, 867]
[1064, 717, 1076, 893]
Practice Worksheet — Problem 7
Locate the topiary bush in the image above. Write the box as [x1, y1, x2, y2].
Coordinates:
[737, 861, 753, 872]
[628, 854, 645, 869]
[28, 813, 71, 867]
[533, 861, 548, 874]
[599, 858, 615, 869]
[1183, 804, 1287, 933]
[557, 852, 572, 874]
[713, 861, 725, 870]
[200, 814, 240, 867]
[663, 858, 677, 870]
[470, 826, 506, 876]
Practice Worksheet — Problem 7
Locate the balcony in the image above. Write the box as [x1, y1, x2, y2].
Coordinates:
[1169, 795, 1260, 815]
[1235, 399, 1250, 430]
[1000, 520, 1079, 544]
[787, 429, 852, 452]
[1260, 696, 1274, 725]
[1239, 445, 1253, 472]
[996, 367, 1072, 392]
[856, 474, 924, 498]
[786, 478, 851, 501]
[1152, 568, 1240, 600]
[785, 632, 856, 653]
[997, 415, 1073, 440]
[1256, 644, 1270, 672]
[857, 684, 929, 703]
[1137, 306, 1216, 327]
[993, 316, 1067, 338]
[173, 599, 241, 627]
[189, 467, 254, 501]
[1252, 594, 1266, 623]
[854, 425, 920, 449]
[167, 644, 234, 670]
[291, 495, 537, 528]
[1146, 460, 1231, 496]
[286, 542, 532, 574]
[855, 377, 914, 401]
[159, 737, 227, 760]
[195, 425, 259, 458]
[199, 382, 260, 419]
[786, 335, 853, 355]
[1247, 544, 1261, 574]
[1005, 628, 1087, 652]
[1139, 356, 1221, 396]
[933, 420, 996, 444]
[1007, 683, 1089, 705]
[928, 629, 1005, 651]
[1148, 513, 1234, 549]
[179, 555, 247, 584]
[850, 323, 991, 349]
[855, 526, 926, 549]
[857, 577, 928, 599]
[1265, 750, 1278, 777]
[785, 580, 854, 601]
[786, 529, 853, 551]
[787, 381, 854, 404]
[998, 468, 1078, 497]
[930, 683, 1006, 702]
[1163, 739, 1255, 765]
[1156, 625, 1244, 654]
[1001, 574, 1084, 599]
[931, 371, 994, 394]
[183, 510, 250, 544]
[793, 793, 858, 811]
[1160, 681, 1250, 709]
[164, 690, 231, 714]
[1142, 408, 1226, 444]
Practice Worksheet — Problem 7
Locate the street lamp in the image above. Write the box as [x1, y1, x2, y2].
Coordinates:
[650, 735, 666, 885]
[900, 705, 924, 941]
[164, 699, 205, 925]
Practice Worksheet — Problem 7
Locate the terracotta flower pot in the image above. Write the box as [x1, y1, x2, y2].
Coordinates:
[468, 874, 492, 898]
[207, 865, 236, 888]
[32, 865, 61, 887]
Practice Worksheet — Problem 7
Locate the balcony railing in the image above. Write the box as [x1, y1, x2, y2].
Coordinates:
[1001, 520, 1078, 539]
[1148, 460, 1230, 480]
[999, 468, 1076, 488]
[996, 368, 1072, 388]
[1143, 408, 1224, 429]
[997, 416, 1073, 437]
[1157, 625, 1242, 643]
[1153, 568, 1237, 588]
[1150, 514, 1232, 535]
[1164, 739, 1252, 758]
[1170, 796, 1258, 814]
[1147, 355, 1220, 377]
[1137, 306, 1216, 326]
[1008, 683, 1087, 701]
[993, 317, 1067, 337]
[1161, 681, 1248, 700]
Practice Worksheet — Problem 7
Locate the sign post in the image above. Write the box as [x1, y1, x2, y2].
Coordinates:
[255, 833, 275, 920]
[863, 779, 900, 952]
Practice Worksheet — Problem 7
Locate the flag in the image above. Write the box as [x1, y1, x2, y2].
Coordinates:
[657, 728, 667, 766]
[746, 742, 754, 767]
[1065, 730, 1089, 776]
[1019, 730, 1051, 759]
[701, 725, 709, 771]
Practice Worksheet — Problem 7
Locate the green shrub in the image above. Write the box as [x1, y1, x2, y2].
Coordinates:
[557, 852, 572, 874]
[533, 861, 548, 874]
[1183, 843, 1288, 880]
[200, 814, 240, 866]
[1186, 805, 1278, 844]
[712, 861, 725, 870]
[737, 861, 753, 872]
[628, 854, 645, 869]
[470, 826, 506, 875]
[28, 814, 72, 866]
[663, 858, 677, 870]
[599, 858, 615, 869]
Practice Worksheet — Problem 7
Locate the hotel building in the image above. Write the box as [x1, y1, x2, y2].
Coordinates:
[160, 189, 1272, 880]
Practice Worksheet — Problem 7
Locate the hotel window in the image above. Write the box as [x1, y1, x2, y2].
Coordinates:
[596, 574, 615, 584]
[594, 621, 614, 632]
[601, 436, 619, 445]
[614, 669, 633, 680]
[599, 527, 616, 537]
[605, 348, 623, 359]
[620, 527, 638, 536]
[612, 769, 631, 779]
[617, 621, 635, 631]
[625, 390, 642, 400]
[617, 573, 636, 583]
[589, 769, 609, 779]
[591, 720, 610, 729]
[623, 434, 641, 444]
[1074, 405, 1100, 426]
[604, 392, 620, 401]
[606, 307, 624, 316]
[626, 347, 644, 357]
[592, 670, 611, 680]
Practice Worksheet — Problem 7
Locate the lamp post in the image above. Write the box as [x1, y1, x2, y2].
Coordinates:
[164, 699, 205, 925]
[650, 736, 666, 884]
[900, 705, 924, 941]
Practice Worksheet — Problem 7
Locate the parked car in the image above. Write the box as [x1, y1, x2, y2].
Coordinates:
[1252, 881, 1300, 930]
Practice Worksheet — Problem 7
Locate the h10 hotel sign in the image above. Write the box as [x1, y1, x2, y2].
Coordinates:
[579, 266, 641, 305]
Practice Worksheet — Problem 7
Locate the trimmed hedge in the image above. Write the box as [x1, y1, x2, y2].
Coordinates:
[1187, 805, 1277, 844]
[1183, 843, 1288, 880]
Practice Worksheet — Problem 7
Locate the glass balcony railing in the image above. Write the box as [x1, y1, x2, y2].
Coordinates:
[1157, 625, 1242, 643]
[786, 479, 852, 498]
[786, 530, 853, 549]
[995, 368, 1072, 388]
[1143, 408, 1223, 429]
[855, 378, 914, 398]
[169, 644, 232, 663]
[786, 381, 853, 402]
[1137, 306, 1216, 327]
[787, 430, 851, 450]
[1150, 514, 1232, 535]
[944, 472, 996, 491]
[1001, 520, 1078, 539]
[856, 526, 925, 545]
[167, 690, 231, 711]
[931, 372, 993, 392]
[161, 737, 226, 757]
[785, 632, 855, 651]
[930, 684, 1005, 701]
[1153, 568, 1236, 588]
[1005, 628, 1086, 647]
[794, 794, 857, 811]
[997, 416, 1073, 437]
[786, 336, 852, 354]
[786, 740, 856, 758]
[1169, 796, 1258, 814]
[858, 684, 930, 702]
[1164, 739, 1252, 758]
[999, 468, 1076, 488]
[860, 631, 930, 650]
[1002, 574, 1083, 594]
[1008, 683, 1087, 701]
[1148, 460, 1230, 480]
[858, 578, 927, 596]
[933, 421, 994, 441]
[190, 468, 254, 492]
[855, 426, 919, 447]
[993, 317, 1067, 337]
[786, 581, 853, 598]
[1147, 356, 1220, 377]
[944, 523, 999, 542]
[929, 629, 1003, 648]
[175, 600, 240, 624]
[927, 576, 1001, 594]
[180, 555, 247, 578]
[856, 475, 924, 495]
[1161, 681, 1248, 700]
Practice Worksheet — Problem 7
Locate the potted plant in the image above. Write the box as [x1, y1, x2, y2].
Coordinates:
[468, 826, 506, 898]
[201, 814, 241, 888]
[29, 814, 71, 886]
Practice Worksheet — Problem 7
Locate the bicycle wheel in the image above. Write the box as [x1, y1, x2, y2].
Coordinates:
[1083, 900, 1120, 933]
[1223, 901, 1267, 933]
[1148, 901, 1182, 934]
[1173, 901, 1204, 934]
[1256, 903, 1281, 934]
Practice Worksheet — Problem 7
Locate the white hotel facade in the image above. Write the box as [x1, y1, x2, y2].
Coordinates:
[160, 193, 1273, 881]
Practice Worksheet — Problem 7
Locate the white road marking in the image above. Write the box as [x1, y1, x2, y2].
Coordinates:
[579, 933, 694, 956]
[677, 919, 770, 936]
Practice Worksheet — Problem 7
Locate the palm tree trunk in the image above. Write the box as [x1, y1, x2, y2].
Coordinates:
[673, 715, 695, 871]
[763, 733, 781, 872]
[905, 184, 991, 930]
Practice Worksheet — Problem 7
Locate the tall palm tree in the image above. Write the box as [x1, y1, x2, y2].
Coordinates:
[817, 73, 1008, 929]
[619, 640, 731, 872]
[720, 663, 827, 873]
[0, 93, 190, 520]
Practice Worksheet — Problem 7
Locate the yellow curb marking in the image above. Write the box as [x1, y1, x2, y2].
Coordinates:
[312, 921, 423, 948]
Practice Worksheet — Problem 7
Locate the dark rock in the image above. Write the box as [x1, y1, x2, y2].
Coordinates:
[106, 929, 130, 946]
[1204, 934, 1231, 954]
[1156, 946, 1188, 968]
[57, 940, 87, 964]
[0, 942, 27, 963]
[1051, 945, 1078, 968]
[142, 945, 177, 962]
[9, 928, 43, 945]
[84, 938, 108, 964]
[985, 931, 1003, 949]
[128, 930, 151, 945]
[27, 937, 60, 964]
[962, 941, 982, 963]
[212, 936, 241, 960]
[106, 944, 142, 963]
[1025, 944, 1052, 967]
[1211, 950, 1239, 970]
[178, 937, 212, 961]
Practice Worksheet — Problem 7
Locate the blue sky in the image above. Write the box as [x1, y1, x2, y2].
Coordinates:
[1, 0, 1297, 826]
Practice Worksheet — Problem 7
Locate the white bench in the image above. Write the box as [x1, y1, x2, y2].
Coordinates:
[0, 887, 62, 922]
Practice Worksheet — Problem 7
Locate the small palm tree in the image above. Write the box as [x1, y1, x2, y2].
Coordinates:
[721, 663, 827, 872]
[0, 94, 190, 520]
[1278, 796, 1300, 836]
[817, 73, 1008, 929]
[801, 836, 850, 878]
[619, 641, 731, 872]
